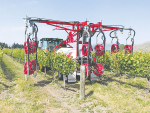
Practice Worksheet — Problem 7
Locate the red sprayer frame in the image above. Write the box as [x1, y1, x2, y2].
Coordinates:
[29, 18, 122, 58]
[24, 17, 135, 81]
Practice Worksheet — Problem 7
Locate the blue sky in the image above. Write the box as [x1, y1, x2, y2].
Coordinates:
[0, 0, 150, 46]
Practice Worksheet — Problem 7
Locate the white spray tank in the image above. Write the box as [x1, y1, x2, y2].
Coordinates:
[56, 48, 73, 54]
[56, 47, 86, 59]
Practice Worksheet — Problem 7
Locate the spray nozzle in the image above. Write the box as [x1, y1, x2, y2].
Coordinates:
[120, 29, 123, 34]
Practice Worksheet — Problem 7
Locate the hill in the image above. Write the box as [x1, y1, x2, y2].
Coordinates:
[134, 41, 150, 52]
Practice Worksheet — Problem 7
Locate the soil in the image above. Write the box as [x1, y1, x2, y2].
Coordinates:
[0, 54, 109, 113]
[31, 76, 81, 113]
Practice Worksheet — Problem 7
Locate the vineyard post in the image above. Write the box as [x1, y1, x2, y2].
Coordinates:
[63, 75, 66, 88]
[44, 67, 46, 76]
[53, 71, 55, 82]
[80, 65, 85, 99]
[146, 77, 150, 93]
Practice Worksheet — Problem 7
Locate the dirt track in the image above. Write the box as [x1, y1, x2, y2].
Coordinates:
[0, 54, 110, 113]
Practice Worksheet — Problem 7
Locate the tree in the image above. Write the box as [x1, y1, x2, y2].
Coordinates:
[12, 43, 24, 48]
[0, 42, 9, 49]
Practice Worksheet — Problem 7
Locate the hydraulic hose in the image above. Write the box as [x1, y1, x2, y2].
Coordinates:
[109, 30, 118, 39]
[87, 26, 106, 74]
[98, 27, 106, 73]
[34, 23, 38, 77]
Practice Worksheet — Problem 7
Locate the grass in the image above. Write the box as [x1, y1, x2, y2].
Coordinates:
[1, 54, 150, 112]
[84, 74, 150, 113]
[57, 71, 150, 112]
[0, 54, 67, 113]
[0, 62, 15, 92]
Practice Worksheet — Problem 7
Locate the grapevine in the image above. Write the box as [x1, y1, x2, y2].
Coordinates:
[3, 48, 150, 91]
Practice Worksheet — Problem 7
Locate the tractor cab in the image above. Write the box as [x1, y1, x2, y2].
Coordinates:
[40, 38, 66, 52]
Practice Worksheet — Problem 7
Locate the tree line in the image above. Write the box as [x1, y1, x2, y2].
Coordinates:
[0, 42, 24, 49]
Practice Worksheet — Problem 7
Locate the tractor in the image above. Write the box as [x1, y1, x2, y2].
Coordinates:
[39, 37, 67, 71]
[40, 38, 66, 53]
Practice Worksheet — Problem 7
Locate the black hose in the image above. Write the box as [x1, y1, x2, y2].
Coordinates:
[99, 27, 106, 73]
[34, 24, 38, 76]
[27, 33, 31, 76]
[87, 25, 106, 74]
[109, 30, 118, 39]
[131, 29, 135, 54]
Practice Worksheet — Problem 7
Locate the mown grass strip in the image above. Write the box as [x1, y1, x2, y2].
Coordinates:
[84, 74, 150, 113]
[0, 54, 67, 113]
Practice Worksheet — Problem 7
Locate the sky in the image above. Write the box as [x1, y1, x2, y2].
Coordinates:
[0, 0, 150, 47]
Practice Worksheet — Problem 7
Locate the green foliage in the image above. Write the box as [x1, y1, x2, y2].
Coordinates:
[37, 49, 49, 67]
[3, 48, 150, 79]
[3, 48, 77, 76]
[3, 48, 24, 63]
[137, 52, 150, 78]
[54, 52, 76, 75]
[119, 44, 125, 51]
[3, 48, 13, 56]
[0, 50, 3, 63]
[96, 51, 150, 79]
[37, 50, 77, 75]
